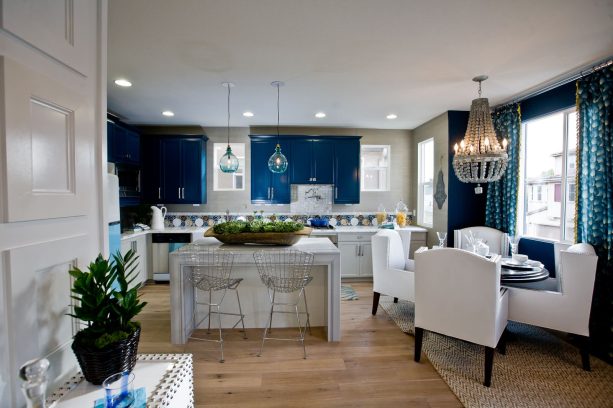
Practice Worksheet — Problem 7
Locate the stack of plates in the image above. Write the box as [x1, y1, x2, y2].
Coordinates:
[501, 258, 545, 281]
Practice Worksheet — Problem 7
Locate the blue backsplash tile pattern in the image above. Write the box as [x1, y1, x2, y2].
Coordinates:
[164, 212, 414, 228]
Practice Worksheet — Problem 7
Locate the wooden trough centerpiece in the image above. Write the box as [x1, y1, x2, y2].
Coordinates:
[204, 220, 312, 246]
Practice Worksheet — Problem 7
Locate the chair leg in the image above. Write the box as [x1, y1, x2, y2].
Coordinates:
[484, 346, 495, 387]
[217, 304, 224, 363]
[235, 288, 247, 339]
[414, 327, 424, 362]
[207, 289, 212, 334]
[302, 288, 312, 335]
[372, 291, 381, 315]
[258, 289, 276, 357]
[579, 335, 591, 371]
[497, 329, 507, 355]
[393, 297, 399, 303]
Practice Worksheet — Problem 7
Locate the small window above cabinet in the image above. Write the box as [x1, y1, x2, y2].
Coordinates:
[213, 143, 245, 191]
[361, 145, 390, 191]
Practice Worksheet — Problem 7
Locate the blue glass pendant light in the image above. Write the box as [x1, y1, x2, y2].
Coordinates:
[219, 82, 239, 173]
[268, 81, 288, 173]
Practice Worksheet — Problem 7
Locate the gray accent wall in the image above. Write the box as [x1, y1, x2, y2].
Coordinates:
[410, 113, 449, 247]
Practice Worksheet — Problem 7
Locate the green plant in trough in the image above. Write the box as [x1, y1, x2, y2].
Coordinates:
[69, 249, 147, 349]
[213, 220, 304, 234]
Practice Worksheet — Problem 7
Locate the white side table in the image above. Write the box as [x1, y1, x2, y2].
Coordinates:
[47, 354, 193, 407]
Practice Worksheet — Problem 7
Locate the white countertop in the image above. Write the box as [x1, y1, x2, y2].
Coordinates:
[122, 225, 427, 240]
[176, 236, 339, 255]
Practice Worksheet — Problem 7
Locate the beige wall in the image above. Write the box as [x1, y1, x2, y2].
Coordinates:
[410, 113, 449, 246]
[166, 125, 412, 214]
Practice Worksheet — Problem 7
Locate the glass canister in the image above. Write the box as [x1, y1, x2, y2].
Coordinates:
[395, 200, 408, 228]
[375, 204, 387, 225]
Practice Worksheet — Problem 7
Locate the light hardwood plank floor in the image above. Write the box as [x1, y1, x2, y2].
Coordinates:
[138, 282, 461, 407]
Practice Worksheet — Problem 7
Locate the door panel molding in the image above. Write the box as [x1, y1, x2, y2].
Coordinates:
[1, 56, 91, 222]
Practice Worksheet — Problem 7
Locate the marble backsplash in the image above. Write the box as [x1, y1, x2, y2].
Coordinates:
[164, 212, 414, 228]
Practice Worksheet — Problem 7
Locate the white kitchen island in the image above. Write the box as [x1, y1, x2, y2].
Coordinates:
[169, 237, 341, 344]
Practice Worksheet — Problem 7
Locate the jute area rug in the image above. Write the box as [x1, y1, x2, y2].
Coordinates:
[379, 296, 613, 408]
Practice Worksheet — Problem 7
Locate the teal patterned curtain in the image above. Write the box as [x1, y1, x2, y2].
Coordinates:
[576, 65, 613, 361]
[485, 103, 521, 235]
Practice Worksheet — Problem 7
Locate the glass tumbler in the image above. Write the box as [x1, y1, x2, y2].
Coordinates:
[103, 372, 135, 408]
[436, 232, 447, 247]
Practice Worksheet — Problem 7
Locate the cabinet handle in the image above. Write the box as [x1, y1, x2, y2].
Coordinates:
[182, 187, 185, 199]
[267, 187, 270, 200]
[158, 187, 161, 200]
[356, 245, 358, 256]
[335, 187, 338, 199]
[313, 177, 316, 182]
[271, 187, 274, 200]
[178, 188, 181, 199]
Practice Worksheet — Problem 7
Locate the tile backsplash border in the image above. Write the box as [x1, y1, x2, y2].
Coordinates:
[164, 212, 415, 228]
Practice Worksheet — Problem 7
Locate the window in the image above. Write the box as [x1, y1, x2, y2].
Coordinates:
[213, 143, 245, 191]
[417, 138, 434, 227]
[518, 109, 576, 241]
[361, 145, 390, 191]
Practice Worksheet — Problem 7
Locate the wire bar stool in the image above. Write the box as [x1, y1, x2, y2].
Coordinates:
[178, 246, 246, 362]
[253, 249, 315, 359]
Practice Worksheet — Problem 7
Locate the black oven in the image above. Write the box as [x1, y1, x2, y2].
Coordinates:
[115, 164, 140, 198]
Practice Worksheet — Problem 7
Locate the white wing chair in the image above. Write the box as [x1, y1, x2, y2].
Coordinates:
[414, 248, 508, 387]
[454, 226, 509, 256]
[507, 243, 598, 370]
[371, 230, 415, 315]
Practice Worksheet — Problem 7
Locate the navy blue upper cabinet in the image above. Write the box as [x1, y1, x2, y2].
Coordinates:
[141, 135, 162, 202]
[250, 137, 291, 204]
[107, 120, 140, 164]
[141, 135, 207, 204]
[290, 139, 334, 184]
[333, 139, 360, 204]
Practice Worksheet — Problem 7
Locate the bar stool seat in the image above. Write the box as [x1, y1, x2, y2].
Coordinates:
[253, 249, 314, 359]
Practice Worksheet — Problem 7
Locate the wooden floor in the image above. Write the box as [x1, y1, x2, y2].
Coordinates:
[138, 282, 461, 407]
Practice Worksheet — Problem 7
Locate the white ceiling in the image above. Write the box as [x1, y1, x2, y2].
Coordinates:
[108, 0, 613, 129]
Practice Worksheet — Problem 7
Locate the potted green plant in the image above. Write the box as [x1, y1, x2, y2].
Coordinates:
[68, 249, 147, 384]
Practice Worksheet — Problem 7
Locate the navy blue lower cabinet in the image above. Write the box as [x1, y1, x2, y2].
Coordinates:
[333, 139, 360, 204]
[250, 137, 291, 204]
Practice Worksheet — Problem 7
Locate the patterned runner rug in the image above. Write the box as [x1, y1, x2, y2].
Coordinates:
[379, 296, 612, 408]
[340, 285, 359, 300]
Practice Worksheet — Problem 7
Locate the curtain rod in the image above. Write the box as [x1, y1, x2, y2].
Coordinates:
[496, 56, 613, 108]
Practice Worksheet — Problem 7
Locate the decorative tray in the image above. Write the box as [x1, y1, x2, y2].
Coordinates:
[204, 227, 312, 246]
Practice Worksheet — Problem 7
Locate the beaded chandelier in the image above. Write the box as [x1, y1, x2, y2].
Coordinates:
[452, 76, 508, 194]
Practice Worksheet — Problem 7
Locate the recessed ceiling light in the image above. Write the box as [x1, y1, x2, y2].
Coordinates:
[386, 114, 398, 119]
[243, 111, 254, 117]
[114, 78, 132, 87]
[161, 110, 175, 117]
[315, 112, 326, 118]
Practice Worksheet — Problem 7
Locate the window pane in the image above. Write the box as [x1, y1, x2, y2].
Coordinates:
[524, 114, 564, 240]
[418, 138, 434, 227]
[564, 111, 578, 241]
[361, 145, 390, 191]
[363, 168, 387, 190]
[213, 142, 245, 190]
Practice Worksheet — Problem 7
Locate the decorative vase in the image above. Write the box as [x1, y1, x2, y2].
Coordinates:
[71, 326, 140, 385]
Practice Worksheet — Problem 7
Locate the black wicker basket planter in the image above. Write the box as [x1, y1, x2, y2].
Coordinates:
[71, 326, 140, 385]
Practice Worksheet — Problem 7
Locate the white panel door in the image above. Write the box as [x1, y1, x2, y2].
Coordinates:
[0, 0, 95, 75]
[359, 243, 373, 277]
[339, 242, 360, 277]
[1, 57, 92, 221]
[0, 1, 106, 406]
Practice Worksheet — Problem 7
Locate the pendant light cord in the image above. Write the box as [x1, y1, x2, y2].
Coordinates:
[227, 84, 231, 147]
[276, 83, 280, 145]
